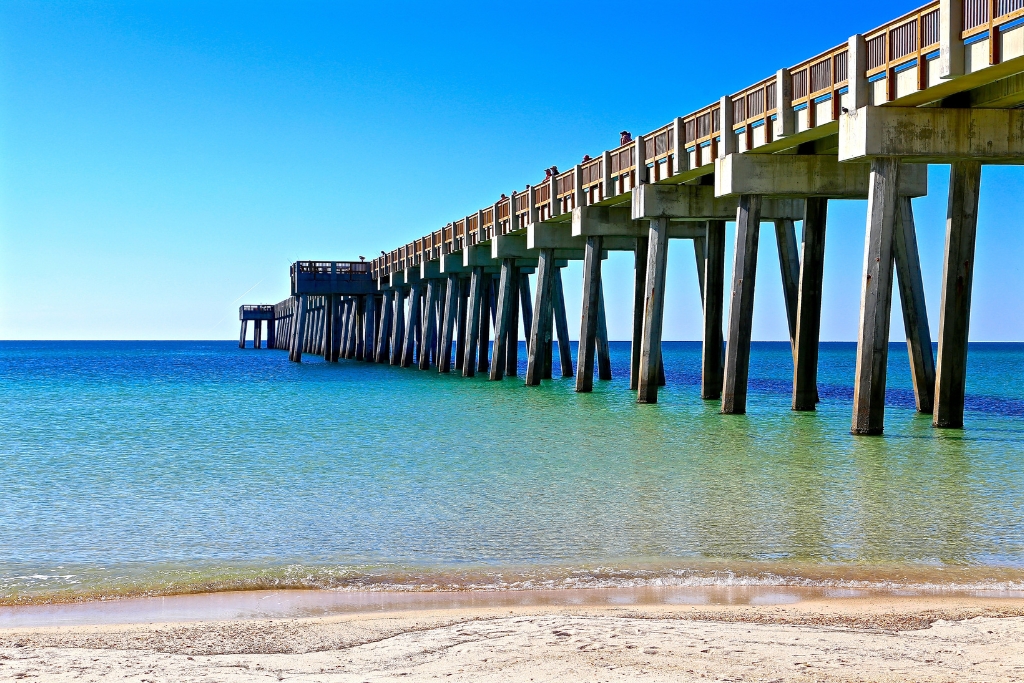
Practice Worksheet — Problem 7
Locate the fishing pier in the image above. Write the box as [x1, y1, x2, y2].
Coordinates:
[241, 0, 1024, 435]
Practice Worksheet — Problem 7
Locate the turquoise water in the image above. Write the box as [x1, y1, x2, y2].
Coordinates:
[2, 340, 1024, 603]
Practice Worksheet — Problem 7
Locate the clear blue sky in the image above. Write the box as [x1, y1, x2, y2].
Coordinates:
[1, 1, 1022, 341]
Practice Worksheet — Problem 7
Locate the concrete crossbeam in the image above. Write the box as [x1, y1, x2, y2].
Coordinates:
[463, 244, 496, 268]
[439, 253, 468, 274]
[633, 184, 804, 222]
[715, 153, 928, 198]
[572, 204, 718, 239]
[839, 106, 1024, 163]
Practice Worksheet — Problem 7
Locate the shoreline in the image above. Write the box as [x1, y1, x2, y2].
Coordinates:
[4, 585, 1024, 629]
[3, 589, 1024, 681]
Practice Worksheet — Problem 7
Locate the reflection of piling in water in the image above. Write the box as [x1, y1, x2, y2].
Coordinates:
[242, 1, 1024, 435]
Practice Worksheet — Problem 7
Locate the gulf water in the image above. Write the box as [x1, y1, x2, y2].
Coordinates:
[2, 340, 1024, 603]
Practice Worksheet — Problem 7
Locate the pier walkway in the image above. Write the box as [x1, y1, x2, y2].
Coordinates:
[241, 0, 1024, 435]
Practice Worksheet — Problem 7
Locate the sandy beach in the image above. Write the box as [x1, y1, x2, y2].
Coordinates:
[2, 589, 1024, 681]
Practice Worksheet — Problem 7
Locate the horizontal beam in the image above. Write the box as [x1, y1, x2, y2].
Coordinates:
[633, 183, 804, 221]
[716, 153, 927, 198]
[839, 106, 1024, 163]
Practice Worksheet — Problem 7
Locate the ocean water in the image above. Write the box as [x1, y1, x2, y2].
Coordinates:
[2, 340, 1024, 604]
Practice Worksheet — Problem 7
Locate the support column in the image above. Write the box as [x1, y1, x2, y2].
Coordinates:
[375, 291, 393, 363]
[933, 160, 981, 429]
[894, 197, 935, 414]
[267, 316, 276, 350]
[525, 249, 556, 386]
[852, 158, 901, 435]
[239, 320, 248, 349]
[477, 276, 492, 373]
[490, 259, 516, 381]
[289, 295, 307, 363]
[638, 218, 669, 404]
[391, 289, 405, 366]
[519, 272, 533, 355]
[630, 233, 649, 391]
[338, 299, 349, 359]
[324, 295, 337, 362]
[596, 281, 612, 381]
[576, 235, 603, 392]
[693, 234, 707, 302]
[775, 219, 801, 357]
[455, 278, 469, 371]
[439, 274, 458, 372]
[702, 221, 726, 400]
[402, 286, 421, 368]
[721, 194, 763, 415]
[505, 266, 520, 377]
[792, 198, 828, 411]
[462, 268, 484, 376]
[419, 281, 439, 370]
[362, 296, 375, 361]
[255, 320, 262, 349]
[350, 297, 362, 359]
[553, 267, 573, 378]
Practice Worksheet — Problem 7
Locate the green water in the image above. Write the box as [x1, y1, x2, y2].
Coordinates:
[1, 341, 1023, 603]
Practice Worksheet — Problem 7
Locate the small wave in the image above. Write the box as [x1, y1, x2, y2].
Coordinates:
[5, 563, 1024, 606]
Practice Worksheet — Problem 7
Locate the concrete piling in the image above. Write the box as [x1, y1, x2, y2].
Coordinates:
[702, 221, 726, 400]
[324, 295, 337, 362]
[721, 194, 763, 415]
[362, 295, 375, 361]
[391, 289, 405, 366]
[893, 198, 935, 414]
[375, 290, 393, 364]
[439, 274, 458, 372]
[637, 218, 668, 404]
[526, 249, 555, 386]
[504, 266, 520, 377]
[477, 276, 491, 374]
[792, 198, 828, 411]
[852, 158, 901, 435]
[775, 219, 801, 355]
[630, 234, 649, 392]
[289, 295, 307, 363]
[419, 280, 439, 370]
[933, 160, 982, 429]
[596, 282, 611, 381]
[552, 268, 573, 378]
[463, 267, 484, 377]
[490, 259, 516, 381]
[401, 286, 421, 368]
[576, 235, 603, 392]
[455, 277, 469, 372]
[519, 272, 533, 356]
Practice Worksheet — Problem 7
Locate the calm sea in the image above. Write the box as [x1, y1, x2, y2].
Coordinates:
[2, 340, 1024, 604]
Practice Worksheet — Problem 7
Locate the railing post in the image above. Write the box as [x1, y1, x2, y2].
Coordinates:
[718, 95, 736, 159]
[774, 69, 794, 139]
[634, 135, 647, 186]
[940, 0, 965, 80]
[601, 150, 612, 201]
[573, 163, 585, 210]
[847, 35, 869, 110]
[672, 116, 686, 175]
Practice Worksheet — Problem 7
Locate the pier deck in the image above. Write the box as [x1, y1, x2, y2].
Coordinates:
[244, 0, 1024, 435]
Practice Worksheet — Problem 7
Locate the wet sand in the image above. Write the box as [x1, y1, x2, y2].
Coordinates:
[3, 588, 1024, 681]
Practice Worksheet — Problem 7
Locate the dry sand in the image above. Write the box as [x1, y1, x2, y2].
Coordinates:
[2, 591, 1024, 681]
